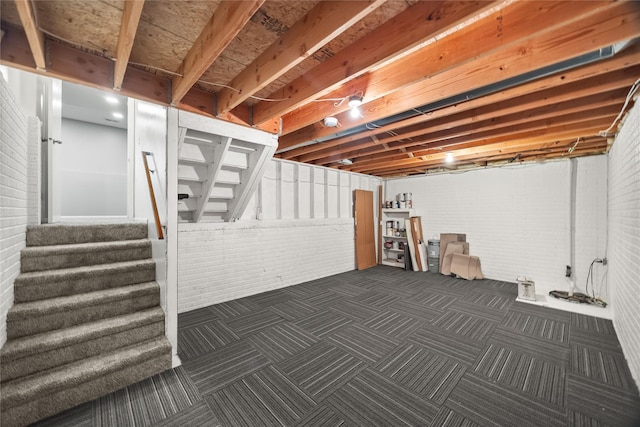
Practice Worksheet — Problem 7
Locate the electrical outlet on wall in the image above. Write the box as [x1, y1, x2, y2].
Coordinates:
[565, 265, 572, 277]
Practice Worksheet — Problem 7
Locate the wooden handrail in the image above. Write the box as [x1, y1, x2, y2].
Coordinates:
[142, 151, 164, 240]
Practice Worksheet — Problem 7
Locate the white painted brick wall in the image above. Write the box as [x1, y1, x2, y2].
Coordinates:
[386, 157, 607, 297]
[178, 219, 355, 312]
[608, 100, 640, 387]
[0, 74, 29, 347]
[178, 160, 381, 313]
[574, 156, 608, 300]
[26, 117, 41, 225]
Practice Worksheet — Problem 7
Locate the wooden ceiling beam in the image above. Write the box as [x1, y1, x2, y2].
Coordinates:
[373, 139, 608, 176]
[356, 134, 610, 175]
[0, 26, 280, 134]
[372, 136, 608, 175]
[14, 0, 46, 69]
[347, 107, 618, 169]
[215, 0, 386, 115]
[113, 0, 145, 90]
[346, 117, 612, 171]
[171, 0, 265, 105]
[346, 119, 611, 173]
[279, 0, 640, 148]
[280, 0, 619, 137]
[250, 0, 500, 125]
[278, 44, 640, 159]
[309, 86, 629, 165]
[308, 86, 627, 166]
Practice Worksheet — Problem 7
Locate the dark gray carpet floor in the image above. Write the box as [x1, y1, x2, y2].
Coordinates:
[34, 267, 640, 426]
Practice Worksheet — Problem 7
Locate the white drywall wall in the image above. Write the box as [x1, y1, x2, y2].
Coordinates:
[60, 118, 127, 216]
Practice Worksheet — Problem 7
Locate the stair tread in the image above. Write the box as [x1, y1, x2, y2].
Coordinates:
[15, 259, 155, 282]
[8, 282, 159, 320]
[1, 307, 165, 361]
[0, 337, 171, 407]
[21, 239, 150, 256]
[26, 223, 148, 246]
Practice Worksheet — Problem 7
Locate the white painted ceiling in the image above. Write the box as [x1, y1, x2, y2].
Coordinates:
[62, 81, 128, 129]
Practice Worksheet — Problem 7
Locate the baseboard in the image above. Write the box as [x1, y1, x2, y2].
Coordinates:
[516, 293, 612, 320]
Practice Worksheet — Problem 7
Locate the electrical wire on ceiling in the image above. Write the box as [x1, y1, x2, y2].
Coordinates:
[312, 97, 347, 106]
[568, 137, 581, 154]
[598, 76, 640, 137]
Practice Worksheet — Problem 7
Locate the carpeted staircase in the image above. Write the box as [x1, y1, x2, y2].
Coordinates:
[0, 223, 172, 427]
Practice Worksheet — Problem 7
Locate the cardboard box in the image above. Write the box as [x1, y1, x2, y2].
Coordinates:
[450, 253, 484, 280]
[439, 233, 466, 268]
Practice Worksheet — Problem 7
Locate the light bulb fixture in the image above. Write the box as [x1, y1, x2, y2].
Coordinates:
[445, 152, 455, 163]
[347, 95, 363, 108]
[338, 158, 353, 165]
[348, 95, 363, 119]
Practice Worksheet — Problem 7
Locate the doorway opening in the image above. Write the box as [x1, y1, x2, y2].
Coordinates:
[59, 81, 129, 221]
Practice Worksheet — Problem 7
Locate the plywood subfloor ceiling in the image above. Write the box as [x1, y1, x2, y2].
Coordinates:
[2, 0, 639, 177]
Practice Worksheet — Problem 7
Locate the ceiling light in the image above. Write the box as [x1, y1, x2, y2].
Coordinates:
[338, 158, 353, 165]
[347, 96, 363, 108]
[112, 112, 124, 119]
[347, 95, 363, 119]
[105, 95, 119, 104]
[445, 152, 455, 163]
[323, 116, 338, 127]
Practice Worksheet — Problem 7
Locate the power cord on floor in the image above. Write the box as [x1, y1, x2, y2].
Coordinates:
[549, 257, 608, 307]
[586, 257, 607, 298]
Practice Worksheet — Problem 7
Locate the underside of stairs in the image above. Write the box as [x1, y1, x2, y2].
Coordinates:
[0, 223, 172, 427]
[177, 110, 278, 223]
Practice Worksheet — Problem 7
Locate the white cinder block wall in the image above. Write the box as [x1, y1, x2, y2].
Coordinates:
[178, 160, 381, 313]
[0, 74, 29, 346]
[385, 156, 608, 298]
[608, 100, 640, 386]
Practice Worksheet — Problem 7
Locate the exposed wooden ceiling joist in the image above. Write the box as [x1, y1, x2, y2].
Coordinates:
[371, 140, 609, 177]
[374, 139, 608, 177]
[1, 0, 638, 177]
[345, 118, 612, 174]
[296, 70, 638, 165]
[291, 44, 640, 156]
[216, 0, 386, 115]
[280, 51, 640, 162]
[171, 0, 265, 105]
[13, 0, 45, 69]
[113, 0, 145, 90]
[327, 103, 621, 169]
[250, 0, 500, 126]
[278, 0, 639, 149]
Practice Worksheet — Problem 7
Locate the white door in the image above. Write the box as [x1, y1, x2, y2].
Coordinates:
[38, 76, 62, 223]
